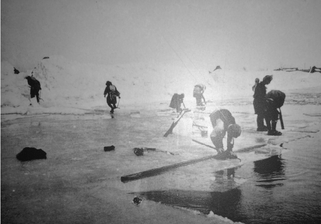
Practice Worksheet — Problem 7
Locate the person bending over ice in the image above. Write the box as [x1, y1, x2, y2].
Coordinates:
[210, 109, 242, 160]
[265, 90, 286, 136]
[169, 93, 185, 113]
[25, 74, 42, 105]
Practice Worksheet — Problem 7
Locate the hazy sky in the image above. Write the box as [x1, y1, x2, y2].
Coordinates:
[2, 0, 321, 71]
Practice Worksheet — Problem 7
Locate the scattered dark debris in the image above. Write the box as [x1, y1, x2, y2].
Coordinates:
[104, 145, 115, 151]
[133, 196, 142, 205]
[133, 148, 144, 156]
[209, 65, 222, 73]
[14, 67, 20, 74]
[16, 147, 47, 161]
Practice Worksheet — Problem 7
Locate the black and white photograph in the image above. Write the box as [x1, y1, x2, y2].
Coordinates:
[1, 0, 321, 223]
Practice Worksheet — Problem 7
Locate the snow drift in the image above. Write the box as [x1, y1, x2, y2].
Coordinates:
[2, 55, 321, 114]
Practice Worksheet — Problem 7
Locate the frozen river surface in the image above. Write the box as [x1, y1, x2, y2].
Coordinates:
[1, 103, 321, 224]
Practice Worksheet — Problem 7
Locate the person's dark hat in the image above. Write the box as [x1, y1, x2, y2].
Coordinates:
[263, 75, 273, 83]
[228, 124, 242, 138]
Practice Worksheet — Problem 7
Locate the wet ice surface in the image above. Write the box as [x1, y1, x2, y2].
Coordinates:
[1, 102, 321, 224]
[134, 105, 321, 223]
[138, 140, 321, 224]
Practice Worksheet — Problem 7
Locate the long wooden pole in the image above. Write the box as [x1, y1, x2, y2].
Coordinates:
[121, 155, 215, 183]
[121, 142, 266, 183]
[279, 108, 285, 130]
[163, 109, 190, 137]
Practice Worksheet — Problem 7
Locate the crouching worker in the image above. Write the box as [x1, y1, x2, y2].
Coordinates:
[265, 90, 286, 136]
[25, 74, 42, 105]
[209, 109, 242, 159]
[169, 93, 185, 113]
[104, 81, 120, 114]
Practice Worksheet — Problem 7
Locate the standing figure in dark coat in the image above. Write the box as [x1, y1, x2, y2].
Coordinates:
[253, 75, 273, 131]
[209, 109, 242, 159]
[169, 93, 185, 113]
[104, 81, 120, 114]
[25, 75, 41, 104]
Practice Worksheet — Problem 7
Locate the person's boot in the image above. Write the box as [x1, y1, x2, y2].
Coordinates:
[257, 126, 268, 131]
[226, 151, 238, 159]
[268, 121, 282, 135]
[214, 149, 227, 160]
[267, 120, 273, 135]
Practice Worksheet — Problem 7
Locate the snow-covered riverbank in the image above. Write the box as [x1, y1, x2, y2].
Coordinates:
[2, 56, 321, 116]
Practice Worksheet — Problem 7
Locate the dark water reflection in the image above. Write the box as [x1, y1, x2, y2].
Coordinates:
[254, 155, 286, 189]
[139, 188, 243, 219]
[139, 149, 321, 223]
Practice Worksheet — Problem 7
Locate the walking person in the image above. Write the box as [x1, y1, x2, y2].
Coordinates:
[209, 109, 242, 159]
[253, 75, 273, 131]
[104, 81, 120, 114]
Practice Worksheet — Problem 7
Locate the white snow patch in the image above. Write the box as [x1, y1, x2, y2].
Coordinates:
[2, 56, 321, 115]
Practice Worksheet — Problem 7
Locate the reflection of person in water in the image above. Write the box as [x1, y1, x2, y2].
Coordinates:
[212, 168, 238, 194]
[254, 155, 285, 189]
[215, 168, 236, 179]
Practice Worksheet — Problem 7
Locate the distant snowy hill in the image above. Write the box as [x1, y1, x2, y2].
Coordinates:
[2, 56, 321, 114]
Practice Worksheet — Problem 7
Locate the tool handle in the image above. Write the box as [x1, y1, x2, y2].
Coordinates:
[279, 108, 284, 130]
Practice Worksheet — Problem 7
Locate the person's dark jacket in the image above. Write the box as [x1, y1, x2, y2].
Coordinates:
[25, 76, 41, 100]
[253, 82, 267, 115]
[104, 84, 120, 98]
[210, 109, 236, 131]
[169, 93, 184, 112]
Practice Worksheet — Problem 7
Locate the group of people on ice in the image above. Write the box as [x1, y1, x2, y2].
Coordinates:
[253, 75, 285, 136]
[25, 70, 284, 161]
[103, 75, 284, 160]
[166, 74, 285, 160]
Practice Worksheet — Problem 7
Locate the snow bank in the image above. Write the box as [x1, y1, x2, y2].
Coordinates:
[1, 61, 31, 111]
[2, 56, 321, 115]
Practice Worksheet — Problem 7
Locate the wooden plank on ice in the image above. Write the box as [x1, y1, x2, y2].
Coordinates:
[121, 155, 215, 183]
[121, 143, 267, 183]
